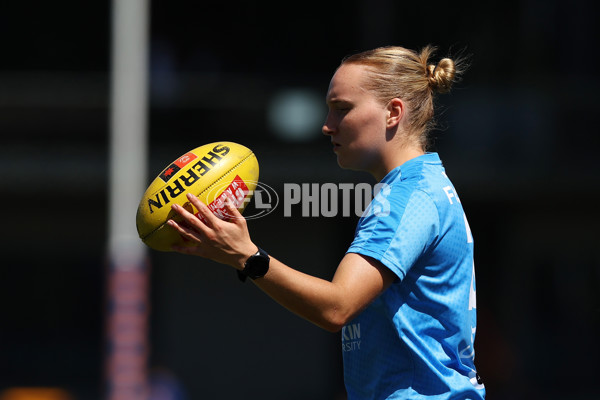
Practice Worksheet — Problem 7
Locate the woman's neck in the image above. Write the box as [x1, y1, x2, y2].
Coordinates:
[371, 143, 425, 182]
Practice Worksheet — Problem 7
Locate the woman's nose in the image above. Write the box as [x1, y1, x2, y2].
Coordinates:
[322, 113, 335, 136]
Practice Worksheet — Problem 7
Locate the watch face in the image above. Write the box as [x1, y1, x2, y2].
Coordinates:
[245, 250, 270, 279]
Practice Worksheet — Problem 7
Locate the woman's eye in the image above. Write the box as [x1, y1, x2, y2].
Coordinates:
[326, 101, 352, 114]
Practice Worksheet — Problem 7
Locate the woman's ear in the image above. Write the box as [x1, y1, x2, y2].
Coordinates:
[386, 98, 404, 129]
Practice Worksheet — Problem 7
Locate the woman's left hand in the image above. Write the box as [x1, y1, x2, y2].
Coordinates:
[167, 192, 258, 270]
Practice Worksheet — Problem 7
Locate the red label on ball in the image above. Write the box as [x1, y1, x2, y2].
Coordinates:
[197, 175, 250, 221]
[158, 152, 199, 183]
[174, 152, 198, 168]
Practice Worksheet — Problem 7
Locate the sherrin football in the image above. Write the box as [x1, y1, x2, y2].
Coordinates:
[136, 142, 259, 251]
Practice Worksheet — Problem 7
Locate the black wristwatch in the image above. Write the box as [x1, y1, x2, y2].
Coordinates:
[237, 247, 270, 282]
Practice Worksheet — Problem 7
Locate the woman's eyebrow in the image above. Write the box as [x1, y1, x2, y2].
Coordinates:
[326, 98, 351, 106]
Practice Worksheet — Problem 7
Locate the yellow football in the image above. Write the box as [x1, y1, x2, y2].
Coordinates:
[136, 141, 259, 251]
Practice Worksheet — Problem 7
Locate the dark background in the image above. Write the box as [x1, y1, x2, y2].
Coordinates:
[1, 0, 599, 399]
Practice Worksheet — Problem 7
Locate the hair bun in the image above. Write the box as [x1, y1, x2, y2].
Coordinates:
[427, 58, 456, 94]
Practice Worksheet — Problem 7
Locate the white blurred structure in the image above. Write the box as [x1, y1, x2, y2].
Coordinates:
[107, 0, 150, 399]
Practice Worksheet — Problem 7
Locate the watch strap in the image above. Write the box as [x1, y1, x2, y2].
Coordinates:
[237, 270, 248, 282]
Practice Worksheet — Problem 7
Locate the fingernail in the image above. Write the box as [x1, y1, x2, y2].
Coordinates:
[187, 193, 193, 199]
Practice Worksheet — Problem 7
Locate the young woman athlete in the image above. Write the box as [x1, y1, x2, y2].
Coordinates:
[167, 45, 486, 400]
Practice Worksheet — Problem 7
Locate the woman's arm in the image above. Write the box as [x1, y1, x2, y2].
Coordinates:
[168, 193, 396, 332]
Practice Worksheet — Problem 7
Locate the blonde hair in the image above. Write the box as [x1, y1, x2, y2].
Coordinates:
[341, 45, 465, 149]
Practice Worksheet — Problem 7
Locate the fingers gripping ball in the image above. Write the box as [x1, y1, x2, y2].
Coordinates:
[136, 142, 259, 251]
